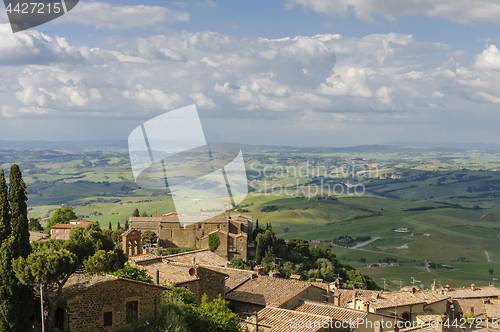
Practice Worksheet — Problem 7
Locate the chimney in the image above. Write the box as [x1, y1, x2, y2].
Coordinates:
[316, 278, 324, 283]
[432, 284, 436, 292]
[333, 292, 340, 306]
[155, 210, 159, 217]
[155, 268, 160, 285]
[192, 257, 196, 265]
[471, 284, 476, 291]
[269, 270, 280, 278]
[254, 265, 264, 275]
[363, 301, 370, 312]
[445, 285, 451, 292]
[290, 274, 302, 281]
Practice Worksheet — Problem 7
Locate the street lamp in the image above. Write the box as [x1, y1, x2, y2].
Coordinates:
[37, 280, 45, 332]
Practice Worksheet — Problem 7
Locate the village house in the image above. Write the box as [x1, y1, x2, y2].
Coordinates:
[50, 220, 94, 240]
[225, 273, 328, 314]
[34, 273, 165, 332]
[128, 253, 227, 302]
[29, 230, 49, 243]
[129, 211, 254, 260]
[293, 300, 400, 332]
[243, 306, 348, 332]
[347, 288, 449, 323]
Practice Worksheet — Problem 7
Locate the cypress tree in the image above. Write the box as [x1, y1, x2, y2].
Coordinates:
[132, 208, 140, 217]
[108, 221, 112, 230]
[9, 165, 30, 258]
[0, 169, 13, 331]
[0, 170, 10, 241]
[8, 164, 33, 331]
[124, 219, 129, 230]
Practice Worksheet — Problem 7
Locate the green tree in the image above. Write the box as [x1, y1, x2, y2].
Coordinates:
[186, 294, 240, 332]
[489, 268, 494, 275]
[108, 221, 112, 230]
[255, 226, 276, 264]
[46, 207, 78, 234]
[9, 164, 30, 257]
[0, 169, 10, 242]
[15, 224, 127, 332]
[132, 208, 140, 217]
[288, 238, 310, 257]
[142, 230, 158, 245]
[208, 233, 220, 252]
[117, 221, 122, 230]
[111, 263, 153, 283]
[141, 211, 149, 217]
[230, 257, 247, 270]
[7, 164, 33, 331]
[28, 218, 43, 231]
[13, 246, 78, 332]
[124, 219, 129, 230]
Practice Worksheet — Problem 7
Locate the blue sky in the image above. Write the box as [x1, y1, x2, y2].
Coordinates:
[2, 0, 500, 147]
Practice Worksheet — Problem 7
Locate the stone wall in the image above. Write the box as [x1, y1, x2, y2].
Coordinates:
[64, 279, 163, 332]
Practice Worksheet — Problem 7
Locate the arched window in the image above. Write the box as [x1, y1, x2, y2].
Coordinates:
[401, 312, 410, 322]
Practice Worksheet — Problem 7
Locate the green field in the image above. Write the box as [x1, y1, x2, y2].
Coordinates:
[3, 144, 500, 288]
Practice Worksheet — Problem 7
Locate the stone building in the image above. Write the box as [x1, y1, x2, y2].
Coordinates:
[122, 229, 142, 256]
[128, 253, 228, 302]
[38, 273, 165, 332]
[50, 220, 94, 240]
[129, 212, 254, 260]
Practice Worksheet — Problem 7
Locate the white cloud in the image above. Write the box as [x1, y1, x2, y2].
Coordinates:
[191, 92, 216, 108]
[285, 0, 500, 24]
[474, 44, 500, 71]
[60, 2, 190, 30]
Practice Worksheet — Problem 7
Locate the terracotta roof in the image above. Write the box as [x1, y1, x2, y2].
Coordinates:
[201, 265, 255, 293]
[121, 228, 142, 237]
[163, 249, 230, 267]
[414, 309, 443, 323]
[351, 289, 449, 310]
[51, 224, 76, 229]
[245, 307, 345, 332]
[447, 286, 500, 299]
[226, 275, 315, 307]
[293, 300, 368, 322]
[334, 289, 381, 307]
[29, 231, 49, 242]
[131, 258, 197, 285]
[453, 298, 500, 318]
[59, 272, 165, 301]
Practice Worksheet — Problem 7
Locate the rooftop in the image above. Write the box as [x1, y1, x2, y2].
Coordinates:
[447, 286, 500, 299]
[293, 300, 368, 322]
[245, 307, 346, 332]
[226, 275, 319, 307]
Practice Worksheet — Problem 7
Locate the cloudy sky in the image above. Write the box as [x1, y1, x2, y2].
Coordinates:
[2, 0, 500, 147]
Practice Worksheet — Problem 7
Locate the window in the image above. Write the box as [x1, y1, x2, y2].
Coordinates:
[55, 307, 65, 331]
[170, 231, 173, 237]
[240, 247, 243, 250]
[126, 301, 138, 323]
[240, 238, 243, 242]
[104, 312, 112, 327]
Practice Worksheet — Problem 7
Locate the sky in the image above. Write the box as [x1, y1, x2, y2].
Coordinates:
[2, 0, 500, 147]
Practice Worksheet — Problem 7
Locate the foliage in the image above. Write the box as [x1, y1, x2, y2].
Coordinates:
[124, 218, 129, 230]
[0, 169, 10, 243]
[111, 263, 153, 283]
[0, 165, 34, 332]
[142, 230, 158, 244]
[28, 218, 43, 231]
[14, 222, 126, 332]
[260, 205, 278, 213]
[83, 249, 127, 273]
[255, 225, 276, 264]
[46, 207, 78, 234]
[208, 233, 220, 252]
[132, 208, 140, 217]
[163, 287, 240, 332]
[230, 257, 247, 270]
[489, 268, 494, 275]
[112, 229, 125, 243]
